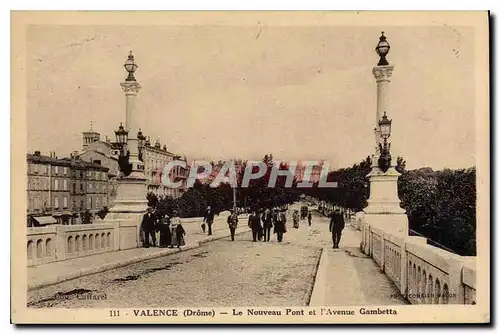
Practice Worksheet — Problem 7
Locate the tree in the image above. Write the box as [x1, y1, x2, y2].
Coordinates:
[146, 192, 158, 207]
[395, 156, 407, 174]
[96, 206, 109, 219]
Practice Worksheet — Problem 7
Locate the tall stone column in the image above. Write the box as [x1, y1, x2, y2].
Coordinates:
[364, 33, 408, 236]
[372, 65, 394, 156]
[121, 81, 144, 177]
[108, 52, 148, 229]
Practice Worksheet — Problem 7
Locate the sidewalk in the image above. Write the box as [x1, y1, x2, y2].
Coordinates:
[308, 214, 407, 306]
[27, 218, 240, 290]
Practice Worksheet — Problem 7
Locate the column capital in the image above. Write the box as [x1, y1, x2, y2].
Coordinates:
[120, 81, 142, 94]
[372, 65, 394, 83]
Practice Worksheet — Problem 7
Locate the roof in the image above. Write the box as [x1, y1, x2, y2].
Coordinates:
[79, 149, 119, 162]
[27, 154, 72, 166]
[32, 216, 57, 225]
[59, 157, 109, 171]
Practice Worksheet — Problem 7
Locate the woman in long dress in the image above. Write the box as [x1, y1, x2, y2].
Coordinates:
[169, 211, 186, 248]
[158, 214, 171, 247]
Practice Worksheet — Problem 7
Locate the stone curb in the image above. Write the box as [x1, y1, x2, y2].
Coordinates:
[308, 247, 328, 306]
[28, 230, 246, 291]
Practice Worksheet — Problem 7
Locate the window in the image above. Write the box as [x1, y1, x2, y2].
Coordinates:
[88, 197, 92, 209]
[45, 165, 49, 174]
[63, 197, 68, 208]
[80, 183, 83, 192]
[72, 183, 76, 193]
[54, 179, 58, 190]
[55, 166, 58, 174]
[64, 179, 68, 191]
[54, 197, 59, 209]
[64, 167, 68, 175]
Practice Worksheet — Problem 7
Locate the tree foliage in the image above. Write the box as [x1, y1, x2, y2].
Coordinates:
[399, 167, 476, 256]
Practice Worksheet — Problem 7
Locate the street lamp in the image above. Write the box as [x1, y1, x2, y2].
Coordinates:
[377, 112, 392, 172]
[114, 122, 128, 145]
[124, 51, 138, 81]
[375, 31, 391, 66]
[115, 123, 132, 176]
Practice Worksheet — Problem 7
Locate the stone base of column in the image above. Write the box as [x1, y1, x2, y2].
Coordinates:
[107, 173, 148, 248]
[364, 212, 408, 236]
[364, 166, 409, 236]
[108, 173, 148, 215]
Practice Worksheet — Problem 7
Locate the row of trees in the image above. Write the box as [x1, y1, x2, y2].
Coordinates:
[301, 157, 476, 256]
[147, 154, 302, 218]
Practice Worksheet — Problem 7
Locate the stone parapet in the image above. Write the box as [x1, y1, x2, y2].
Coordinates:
[360, 219, 477, 305]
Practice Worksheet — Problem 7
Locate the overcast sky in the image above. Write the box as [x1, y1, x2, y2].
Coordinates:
[26, 24, 475, 170]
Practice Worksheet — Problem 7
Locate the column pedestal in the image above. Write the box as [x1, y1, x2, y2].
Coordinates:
[364, 166, 408, 236]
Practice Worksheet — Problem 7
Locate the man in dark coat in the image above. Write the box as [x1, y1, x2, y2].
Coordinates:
[203, 206, 215, 236]
[261, 208, 273, 242]
[273, 209, 287, 242]
[329, 209, 345, 249]
[141, 207, 157, 248]
[227, 209, 238, 241]
[308, 212, 312, 226]
[248, 209, 262, 242]
[157, 214, 171, 247]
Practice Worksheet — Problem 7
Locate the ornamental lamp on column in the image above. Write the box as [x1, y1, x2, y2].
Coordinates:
[124, 51, 138, 81]
[375, 32, 391, 66]
[114, 123, 128, 146]
[377, 111, 392, 173]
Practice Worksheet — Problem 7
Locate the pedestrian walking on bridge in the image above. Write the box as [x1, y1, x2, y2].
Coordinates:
[170, 211, 186, 248]
[227, 209, 238, 241]
[307, 211, 312, 226]
[157, 213, 171, 247]
[141, 206, 157, 248]
[248, 209, 262, 242]
[261, 208, 273, 242]
[329, 209, 345, 249]
[273, 209, 287, 242]
[203, 206, 215, 236]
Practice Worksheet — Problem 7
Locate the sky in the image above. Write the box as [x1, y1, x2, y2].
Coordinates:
[26, 24, 476, 170]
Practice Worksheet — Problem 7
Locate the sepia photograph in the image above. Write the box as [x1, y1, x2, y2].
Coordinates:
[10, 10, 490, 324]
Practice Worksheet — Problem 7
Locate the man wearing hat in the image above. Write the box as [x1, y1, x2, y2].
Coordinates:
[227, 209, 238, 241]
[141, 206, 157, 248]
[329, 208, 345, 249]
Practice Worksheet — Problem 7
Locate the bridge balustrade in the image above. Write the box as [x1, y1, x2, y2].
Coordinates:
[361, 221, 476, 305]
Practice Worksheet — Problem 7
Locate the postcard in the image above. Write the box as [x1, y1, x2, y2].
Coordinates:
[11, 10, 489, 324]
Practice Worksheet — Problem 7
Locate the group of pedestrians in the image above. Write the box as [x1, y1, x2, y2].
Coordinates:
[142, 202, 346, 250]
[140, 206, 186, 248]
[246, 208, 288, 242]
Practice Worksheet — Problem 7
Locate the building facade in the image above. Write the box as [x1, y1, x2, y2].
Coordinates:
[80, 126, 189, 201]
[27, 151, 109, 226]
[142, 137, 189, 198]
[27, 152, 72, 225]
